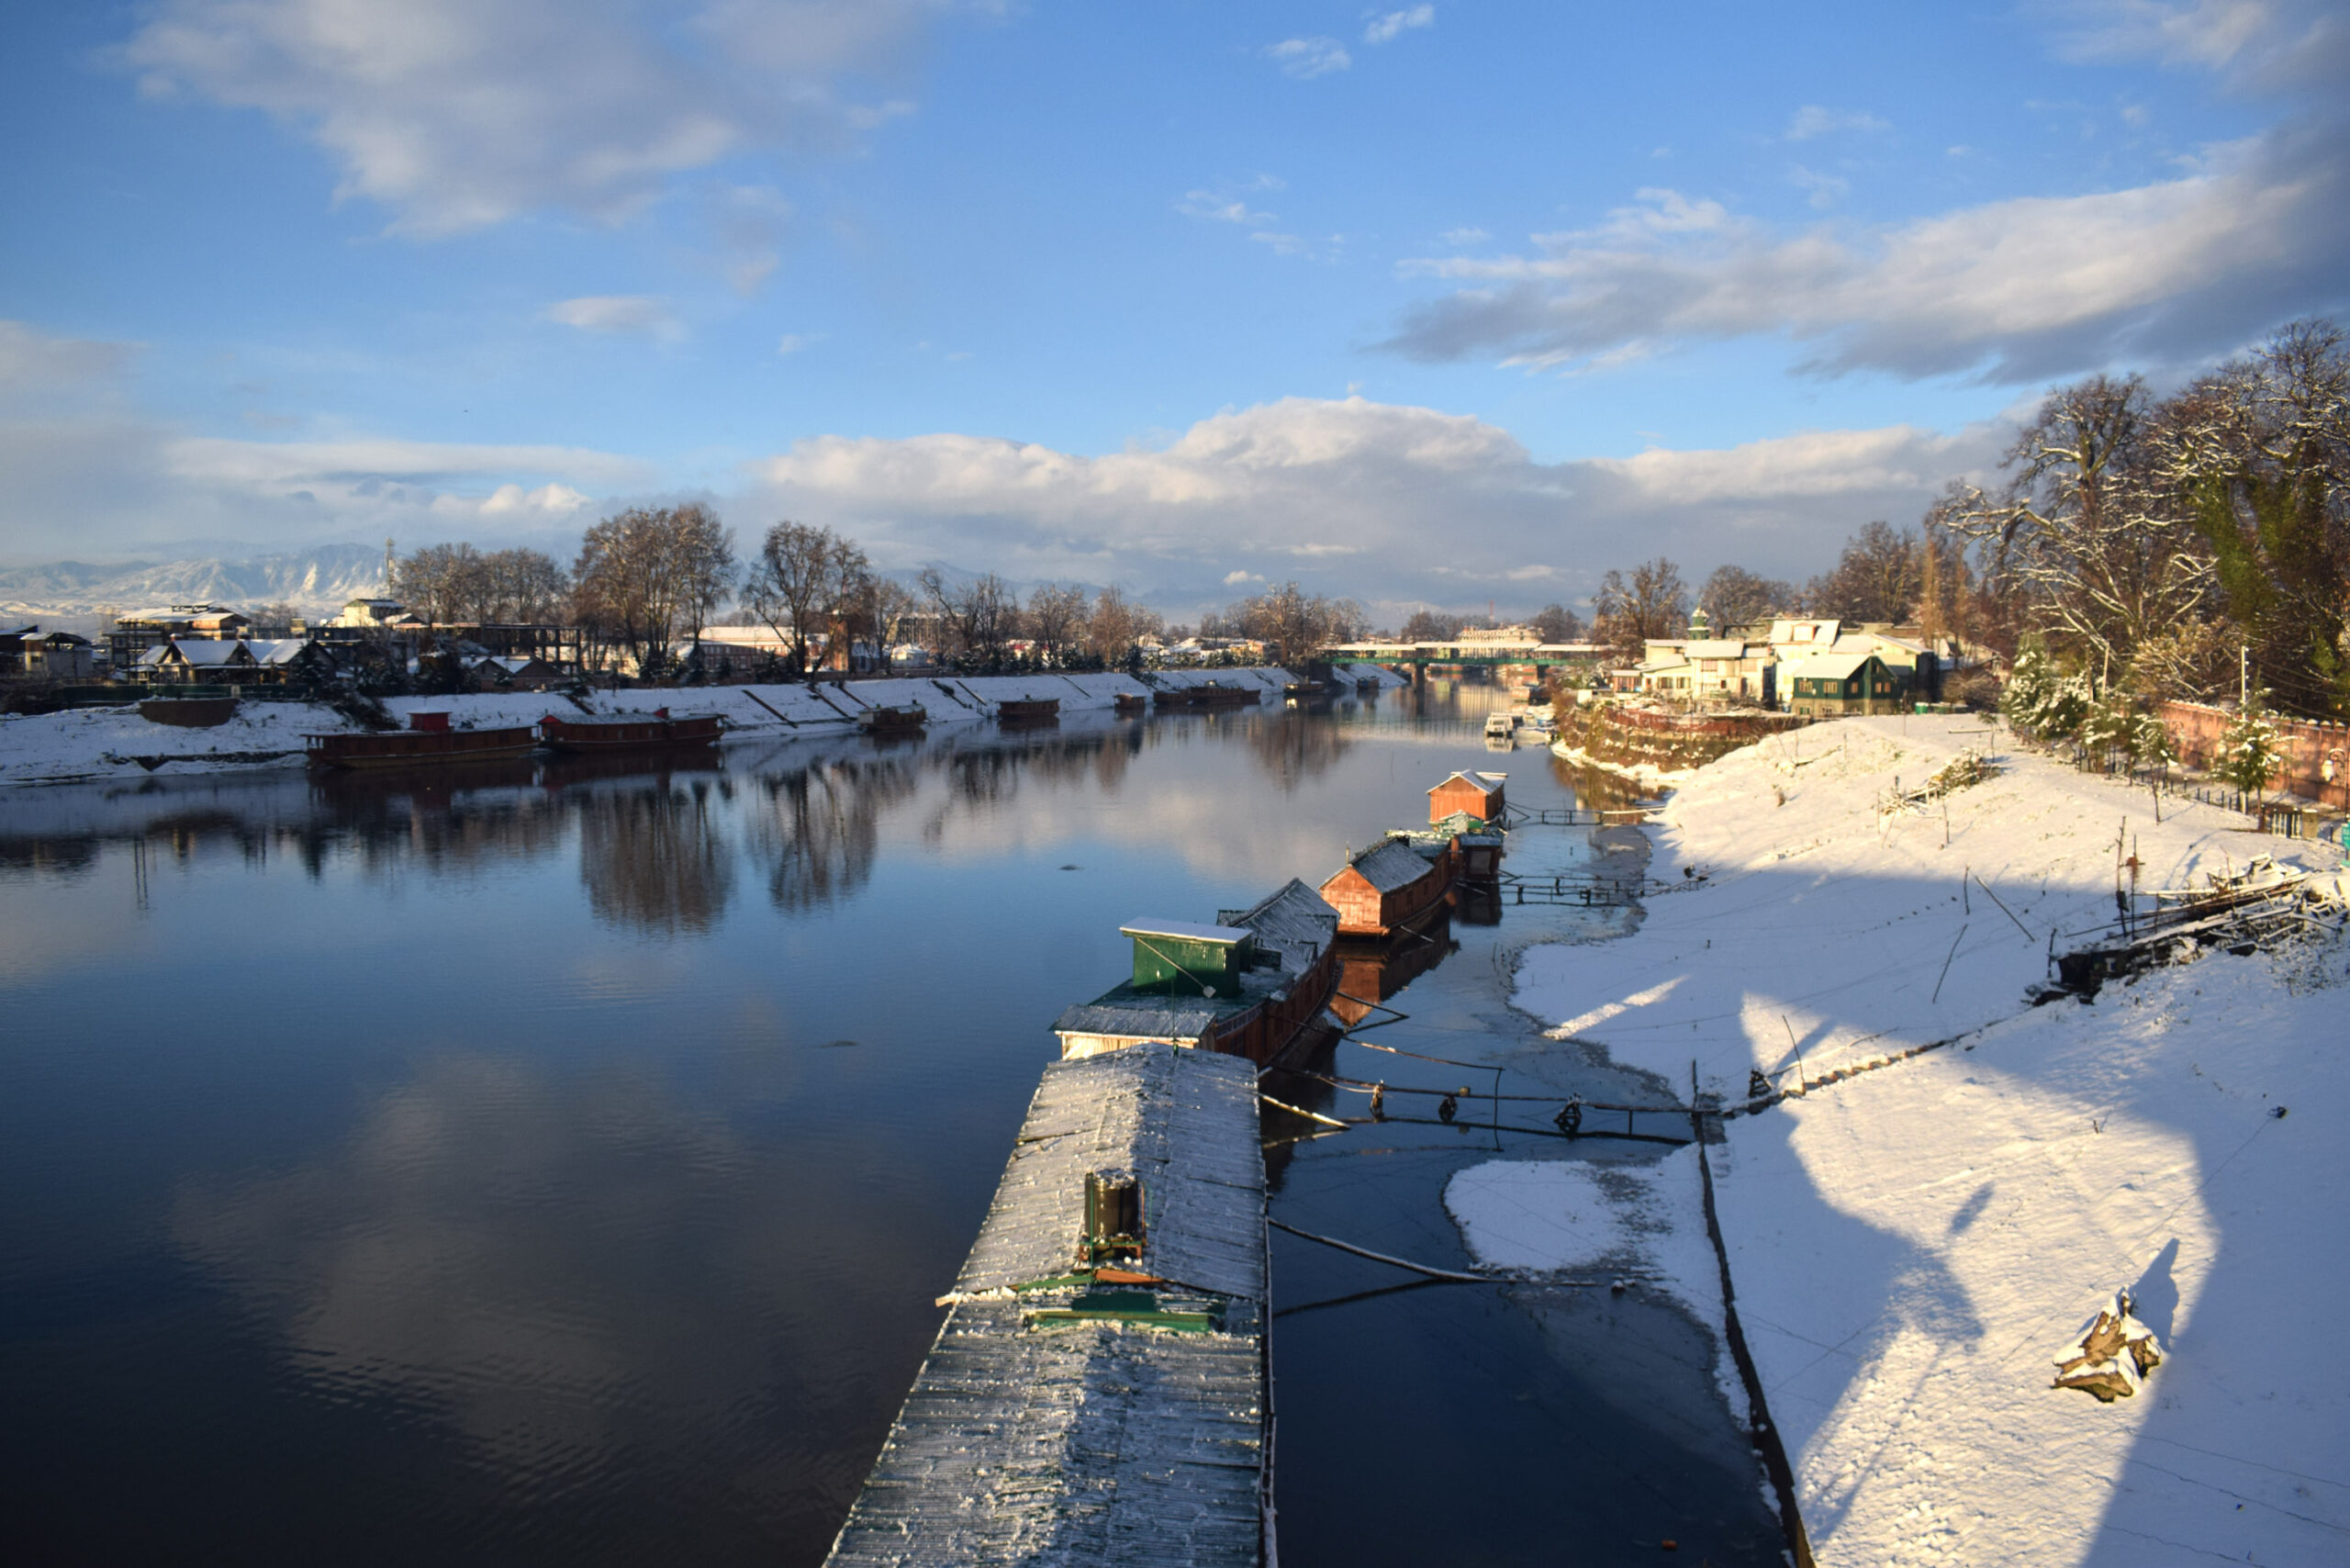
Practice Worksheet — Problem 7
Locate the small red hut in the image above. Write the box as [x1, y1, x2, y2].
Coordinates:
[1427, 770, 1505, 824]
[1318, 839, 1451, 938]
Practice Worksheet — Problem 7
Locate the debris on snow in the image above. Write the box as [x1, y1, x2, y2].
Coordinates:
[2051, 1288, 2165, 1403]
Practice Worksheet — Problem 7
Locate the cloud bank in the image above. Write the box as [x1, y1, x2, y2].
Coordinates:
[117, 0, 956, 235]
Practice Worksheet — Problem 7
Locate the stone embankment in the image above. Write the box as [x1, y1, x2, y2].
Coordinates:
[1550, 698, 1807, 781]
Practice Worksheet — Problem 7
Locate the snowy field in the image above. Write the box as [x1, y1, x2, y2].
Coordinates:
[0, 665, 1378, 787]
[1499, 715, 2348, 1567]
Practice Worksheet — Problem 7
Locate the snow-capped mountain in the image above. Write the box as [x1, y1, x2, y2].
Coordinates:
[0, 545, 389, 628]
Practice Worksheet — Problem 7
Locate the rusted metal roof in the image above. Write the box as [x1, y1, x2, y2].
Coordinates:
[823, 1042, 1268, 1567]
[1337, 838, 1438, 895]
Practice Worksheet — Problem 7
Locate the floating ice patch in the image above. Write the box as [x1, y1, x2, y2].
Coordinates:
[1444, 1151, 1724, 1319]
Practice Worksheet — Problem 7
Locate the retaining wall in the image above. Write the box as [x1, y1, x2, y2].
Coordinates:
[2158, 700, 2350, 812]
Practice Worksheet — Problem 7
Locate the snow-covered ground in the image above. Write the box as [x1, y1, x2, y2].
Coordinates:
[1494, 715, 2349, 1567]
[0, 666, 1358, 787]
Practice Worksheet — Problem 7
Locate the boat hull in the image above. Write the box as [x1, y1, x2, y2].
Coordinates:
[537, 714, 723, 753]
[306, 726, 540, 769]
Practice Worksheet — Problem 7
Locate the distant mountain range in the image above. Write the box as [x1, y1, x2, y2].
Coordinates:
[0, 545, 389, 629]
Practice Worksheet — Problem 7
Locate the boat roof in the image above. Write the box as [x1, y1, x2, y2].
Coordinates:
[1052, 994, 1234, 1041]
[954, 1042, 1264, 1298]
[1427, 769, 1503, 796]
[1217, 879, 1338, 980]
[1120, 918, 1251, 946]
[1334, 838, 1440, 894]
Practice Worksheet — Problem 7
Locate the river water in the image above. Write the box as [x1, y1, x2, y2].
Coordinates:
[0, 684, 1778, 1566]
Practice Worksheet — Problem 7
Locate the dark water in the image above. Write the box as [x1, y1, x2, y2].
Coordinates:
[0, 686, 1776, 1566]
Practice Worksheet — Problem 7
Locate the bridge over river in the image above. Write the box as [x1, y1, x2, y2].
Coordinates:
[1322, 640, 1606, 675]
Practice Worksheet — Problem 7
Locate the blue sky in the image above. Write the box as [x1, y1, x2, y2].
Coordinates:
[2, 1, 2344, 621]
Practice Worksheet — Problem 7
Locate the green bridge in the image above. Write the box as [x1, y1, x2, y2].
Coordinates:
[1322, 642, 1608, 671]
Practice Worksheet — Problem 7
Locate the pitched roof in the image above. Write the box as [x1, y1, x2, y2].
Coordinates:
[1334, 837, 1440, 895]
[1684, 638, 1751, 659]
[245, 638, 313, 666]
[1218, 878, 1338, 980]
[1121, 918, 1251, 946]
[1782, 651, 1880, 681]
[1053, 995, 1231, 1042]
[162, 637, 251, 666]
[1427, 769, 1502, 797]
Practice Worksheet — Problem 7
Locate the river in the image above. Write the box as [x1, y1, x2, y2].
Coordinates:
[0, 683, 1778, 1565]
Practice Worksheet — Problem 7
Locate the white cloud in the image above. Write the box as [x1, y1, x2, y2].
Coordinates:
[706, 183, 794, 295]
[1364, 6, 1435, 45]
[1384, 119, 2350, 380]
[1268, 37, 1351, 78]
[1179, 190, 1276, 225]
[1442, 227, 1491, 246]
[777, 334, 810, 355]
[1785, 105, 1889, 140]
[2048, 0, 2350, 93]
[543, 296, 683, 341]
[743, 394, 2009, 615]
[115, 0, 952, 235]
[1789, 164, 1851, 209]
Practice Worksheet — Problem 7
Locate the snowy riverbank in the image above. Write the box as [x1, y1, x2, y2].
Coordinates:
[1494, 714, 2348, 1566]
[0, 665, 1396, 787]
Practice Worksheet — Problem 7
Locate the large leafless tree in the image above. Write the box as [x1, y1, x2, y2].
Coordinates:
[744, 521, 867, 677]
[572, 504, 735, 679]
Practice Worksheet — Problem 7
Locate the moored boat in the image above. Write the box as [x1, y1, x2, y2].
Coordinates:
[306, 711, 538, 769]
[857, 703, 928, 734]
[995, 697, 1060, 725]
[536, 711, 722, 753]
[1113, 691, 1147, 716]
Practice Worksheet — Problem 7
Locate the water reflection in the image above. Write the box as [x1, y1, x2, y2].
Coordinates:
[749, 756, 915, 914]
[577, 777, 737, 933]
[1249, 709, 1354, 790]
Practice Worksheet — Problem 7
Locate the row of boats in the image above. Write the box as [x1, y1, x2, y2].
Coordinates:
[820, 765, 1517, 1567]
[304, 710, 722, 769]
[1049, 769, 1509, 1070]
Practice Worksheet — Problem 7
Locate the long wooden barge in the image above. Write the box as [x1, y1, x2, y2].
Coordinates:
[823, 1043, 1271, 1567]
[537, 711, 722, 753]
[305, 713, 538, 769]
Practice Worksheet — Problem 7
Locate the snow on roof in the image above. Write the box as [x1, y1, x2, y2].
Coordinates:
[245, 638, 311, 666]
[956, 1042, 1263, 1297]
[1120, 918, 1252, 946]
[1052, 995, 1232, 1041]
[1428, 770, 1503, 796]
[1781, 651, 1879, 681]
[1219, 878, 1339, 980]
[827, 1044, 1266, 1567]
[1684, 639, 1751, 658]
[1337, 838, 1442, 894]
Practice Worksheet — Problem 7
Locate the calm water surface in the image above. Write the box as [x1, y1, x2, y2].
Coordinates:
[0, 685, 1776, 1565]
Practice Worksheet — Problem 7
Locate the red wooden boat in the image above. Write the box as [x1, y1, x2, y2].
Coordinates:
[306, 711, 538, 769]
[537, 710, 723, 753]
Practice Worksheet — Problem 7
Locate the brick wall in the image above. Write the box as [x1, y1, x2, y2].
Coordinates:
[2158, 700, 2350, 812]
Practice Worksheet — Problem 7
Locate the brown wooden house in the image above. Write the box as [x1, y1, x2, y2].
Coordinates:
[1427, 770, 1505, 823]
[1319, 837, 1452, 938]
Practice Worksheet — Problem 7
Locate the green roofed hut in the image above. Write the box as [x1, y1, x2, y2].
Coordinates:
[1053, 882, 1339, 1067]
[822, 1040, 1270, 1568]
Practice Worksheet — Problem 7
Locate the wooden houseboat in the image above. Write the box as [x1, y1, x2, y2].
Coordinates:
[1113, 691, 1147, 716]
[536, 711, 722, 753]
[823, 1042, 1270, 1568]
[1428, 769, 1506, 823]
[995, 697, 1060, 726]
[305, 711, 538, 769]
[1317, 836, 1453, 939]
[1053, 879, 1340, 1069]
[1194, 681, 1260, 708]
[858, 703, 928, 734]
[1428, 810, 1506, 879]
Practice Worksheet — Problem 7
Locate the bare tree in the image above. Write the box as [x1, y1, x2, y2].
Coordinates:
[1592, 557, 1688, 660]
[1695, 567, 1791, 633]
[919, 568, 1018, 669]
[572, 504, 737, 680]
[1807, 521, 1923, 624]
[1024, 583, 1090, 666]
[744, 521, 867, 678]
[1531, 603, 1583, 643]
[1084, 585, 1160, 665]
[1226, 581, 1362, 663]
[1398, 608, 1453, 641]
